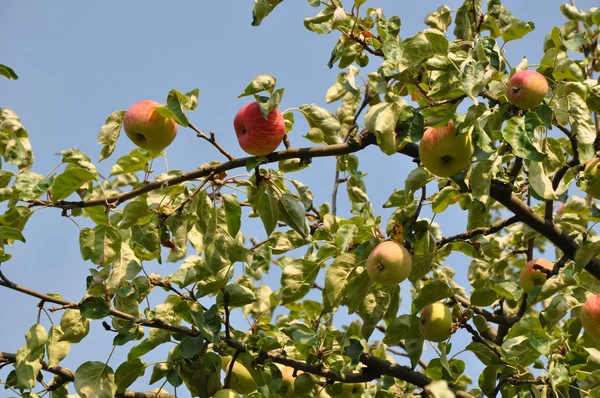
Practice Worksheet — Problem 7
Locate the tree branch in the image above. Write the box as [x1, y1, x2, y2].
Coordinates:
[438, 216, 519, 248]
[188, 123, 235, 161]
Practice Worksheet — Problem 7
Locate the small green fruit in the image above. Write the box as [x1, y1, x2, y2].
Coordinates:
[221, 356, 258, 394]
[213, 389, 240, 398]
[419, 302, 453, 342]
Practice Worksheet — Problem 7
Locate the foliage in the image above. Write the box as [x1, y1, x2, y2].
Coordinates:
[1, 1, 600, 397]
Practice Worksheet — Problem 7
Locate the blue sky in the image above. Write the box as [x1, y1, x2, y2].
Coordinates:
[0, 1, 596, 396]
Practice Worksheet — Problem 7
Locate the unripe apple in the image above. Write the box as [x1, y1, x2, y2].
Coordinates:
[581, 293, 600, 340]
[366, 241, 412, 285]
[213, 389, 240, 398]
[234, 102, 286, 156]
[324, 383, 365, 398]
[419, 121, 474, 178]
[580, 158, 600, 199]
[278, 365, 296, 397]
[123, 100, 178, 151]
[419, 302, 453, 342]
[520, 258, 554, 293]
[506, 70, 549, 110]
[221, 356, 258, 394]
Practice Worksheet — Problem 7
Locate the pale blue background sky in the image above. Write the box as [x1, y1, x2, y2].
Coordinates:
[0, 1, 596, 396]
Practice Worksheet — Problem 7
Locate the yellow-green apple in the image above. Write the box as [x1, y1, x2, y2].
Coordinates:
[506, 70, 549, 110]
[419, 121, 474, 178]
[213, 389, 240, 398]
[520, 258, 554, 293]
[221, 356, 258, 394]
[123, 100, 178, 151]
[366, 241, 412, 285]
[324, 383, 365, 397]
[580, 158, 600, 199]
[277, 364, 296, 397]
[419, 302, 453, 342]
[234, 102, 286, 156]
[293, 373, 315, 395]
[581, 293, 600, 340]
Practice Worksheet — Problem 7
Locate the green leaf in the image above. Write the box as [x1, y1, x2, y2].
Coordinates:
[299, 104, 342, 145]
[248, 183, 277, 236]
[154, 89, 189, 127]
[59, 148, 98, 176]
[74, 361, 117, 398]
[255, 89, 284, 119]
[79, 225, 122, 267]
[501, 19, 534, 43]
[527, 159, 573, 200]
[461, 61, 494, 100]
[502, 117, 544, 161]
[424, 5, 452, 33]
[409, 229, 436, 283]
[97, 110, 126, 162]
[252, 0, 284, 26]
[0, 64, 18, 80]
[405, 315, 425, 369]
[110, 148, 157, 176]
[79, 297, 111, 319]
[540, 294, 580, 330]
[364, 100, 407, 155]
[324, 253, 360, 310]
[14, 172, 49, 201]
[575, 241, 600, 272]
[395, 30, 449, 72]
[114, 358, 146, 394]
[14, 324, 47, 390]
[179, 335, 205, 359]
[290, 179, 313, 210]
[190, 305, 221, 344]
[118, 201, 153, 229]
[52, 166, 97, 202]
[239, 74, 277, 97]
[59, 309, 90, 343]
[404, 166, 430, 203]
[489, 280, 522, 301]
[222, 193, 242, 237]
[383, 314, 412, 345]
[358, 288, 391, 339]
[279, 259, 320, 305]
[0, 226, 25, 242]
[46, 326, 70, 368]
[217, 284, 257, 307]
[432, 186, 460, 213]
[345, 268, 373, 314]
[277, 193, 310, 238]
[106, 242, 142, 288]
[128, 329, 170, 360]
[411, 282, 453, 315]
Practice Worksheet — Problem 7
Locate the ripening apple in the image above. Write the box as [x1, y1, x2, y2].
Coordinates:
[234, 102, 286, 156]
[419, 121, 474, 178]
[579, 158, 600, 199]
[213, 389, 240, 398]
[221, 356, 258, 394]
[581, 293, 600, 340]
[278, 365, 296, 397]
[123, 100, 178, 151]
[506, 70, 549, 110]
[520, 258, 554, 293]
[323, 383, 365, 398]
[366, 241, 412, 285]
[419, 302, 453, 342]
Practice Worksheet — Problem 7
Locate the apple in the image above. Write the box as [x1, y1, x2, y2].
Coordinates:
[419, 121, 474, 178]
[579, 158, 600, 199]
[506, 70, 549, 110]
[123, 100, 178, 151]
[324, 383, 365, 398]
[234, 102, 286, 156]
[419, 302, 453, 342]
[556, 202, 566, 216]
[221, 356, 258, 394]
[581, 293, 600, 340]
[213, 389, 240, 398]
[520, 258, 554, 293]
[366, 241, 412, 285]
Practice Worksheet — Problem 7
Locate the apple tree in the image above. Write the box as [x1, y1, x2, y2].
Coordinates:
[1, 1, 600, 397]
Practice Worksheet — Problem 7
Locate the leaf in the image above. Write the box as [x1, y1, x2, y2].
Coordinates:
[527, 159, 573, 200]
[106, 242, 142, 288]
[364, 100, 406, 155]
[358, 288, 391, 339]
[52, 166, 97, 202]
[540, 294, 580, 330]
[345, 269, 373, 314]
[74, 361, 117, 398]
[404, 167, 430, 203]
[110, 148, 156, 176]
[14, 172, 50, 201]
[277, 193, 310, 238]
[299, 104, 342, 145]
[217, 284, 256, 307]
[501, 19, 534, 43]
[0, 64, 18, 80]
[97, 110, 126, 162]
[59, 148, 98, 176]
[424, 5, 452, 33]
[128, 329, 170, 360]
[383, 314, 412, 345]
[14, 325, 47, 390]
[114, 358, 146, 394]
[489, 280, 522, 301]
[222, 194, 242, 237]
[118, 201, 153, 229]
[395, 29, 449, 72]
[411, 282, 453, 315]
[79, 225, 122, 267]
[190, 305, 221, 344]
[154, 89, 189, 127]
[252, 0, 284, 26]
[46, 326, 70, 368]
[405, 315, 425, 369]
[324, 253, 360, 310]
[279, 259, 320, 305]
[461, 61, 494, 100]
[0, 226, 25, 242]
[79, 297, 111, 319]
[409, 229, 436, 283]
[239, 74, 277, 97]
[432, 186, 460, 213]
[502, 117, 544, 161]
[575, 241, 600, 272]
[59, 309, 90, 343]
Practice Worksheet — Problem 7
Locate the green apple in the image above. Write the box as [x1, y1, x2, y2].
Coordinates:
[366, 241, 412, 285]
[506, 70, 549, 110]
[277, 364, 296, 397]
[221, 356, 258, 394]
[123, 99, 178, 151]
[520, 258, 553, 293]
[579, 158, 600, 199]
[324, 383, 365, 397]
[419, 121, 474, 178]
[581, 293, 600, 340]
[419, 302, 453, 342]
[213, 389, 240, 398]
[234, 102, 286, 156]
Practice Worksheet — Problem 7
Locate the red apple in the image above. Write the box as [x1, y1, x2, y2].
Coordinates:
[506, 70, 549, 110]
[234, 102, 286, 156]
[419, 121, 474, 178]
[366, 241, 412, 285]
[520, 258, 554, 293]
[581, 293, 600, 340]
[123, 100, 178, 151]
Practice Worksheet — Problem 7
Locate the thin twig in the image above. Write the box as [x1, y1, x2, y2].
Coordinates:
[188, 122, 235, 161]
